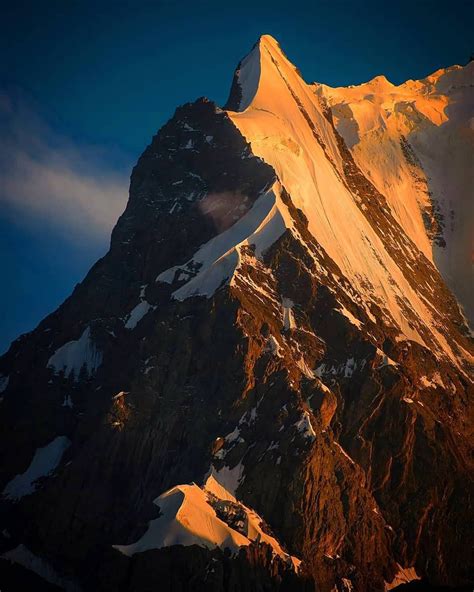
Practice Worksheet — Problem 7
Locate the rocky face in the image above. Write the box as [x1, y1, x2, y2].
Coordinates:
[0, 35, 472, 592]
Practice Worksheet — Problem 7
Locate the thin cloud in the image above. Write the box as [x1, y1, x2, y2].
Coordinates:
[0, 88, 130, 244]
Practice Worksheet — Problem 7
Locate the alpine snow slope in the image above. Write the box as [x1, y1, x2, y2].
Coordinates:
[0, 35, 472, 592]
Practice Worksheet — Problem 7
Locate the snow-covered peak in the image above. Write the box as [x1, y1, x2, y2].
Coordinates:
[365, 74, 395, 89]
[226, 39, 464, 357]
[159, 36, 471, 363]
[258, 33, 280, 46]
[226, 34, 301, 112]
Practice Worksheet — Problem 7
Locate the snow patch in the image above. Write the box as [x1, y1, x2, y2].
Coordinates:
[295, 411, 316, 441]
[224, 427, 243, 445]
[48, 327, 102, 380]
[157, 184, 289, 300]
[1, 545, 80, 591]
[343, 357, 356, 378]
[0, 375, 9, 393]
[125, 300, 155, 329]
[203, 474, 236, 502]
[266, 334, 283, 357]
[385, 565, 420, 590]
[239, 407, 258, 425]
[210, 462, 244, 497]
[3, 436, 71, 500]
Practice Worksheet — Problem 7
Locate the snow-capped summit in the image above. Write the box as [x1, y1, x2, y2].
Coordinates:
[228, 36, 472, 328]
[225, 34, 285, 111]
[160, 33, 472, 363]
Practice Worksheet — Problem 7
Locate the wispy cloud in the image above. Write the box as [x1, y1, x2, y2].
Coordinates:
[0, 88, 130, 244]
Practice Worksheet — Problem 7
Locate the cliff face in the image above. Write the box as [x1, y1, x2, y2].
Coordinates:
[0, 36, 472, 592]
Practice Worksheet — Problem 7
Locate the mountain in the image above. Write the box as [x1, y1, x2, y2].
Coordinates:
[0, 35, 472, 592]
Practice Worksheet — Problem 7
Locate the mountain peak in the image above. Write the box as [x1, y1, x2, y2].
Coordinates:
[256, 33, 280, 49]
[225, 34, 292, 111]
[367, 74, 394, 87]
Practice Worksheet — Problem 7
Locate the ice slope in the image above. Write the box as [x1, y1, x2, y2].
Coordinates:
[314, 61, 474, 323]
[157, 183, 293, 299]
[226, 35, 468, 358]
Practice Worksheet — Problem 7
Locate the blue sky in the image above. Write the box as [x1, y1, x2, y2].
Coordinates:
[1, 0, 472, 353]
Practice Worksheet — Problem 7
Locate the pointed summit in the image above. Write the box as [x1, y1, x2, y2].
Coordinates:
[257, 33, 282, 52]
[225, 34, 295, 111]
[366, 74, 395, 89]
[254, 33, 277, 46]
